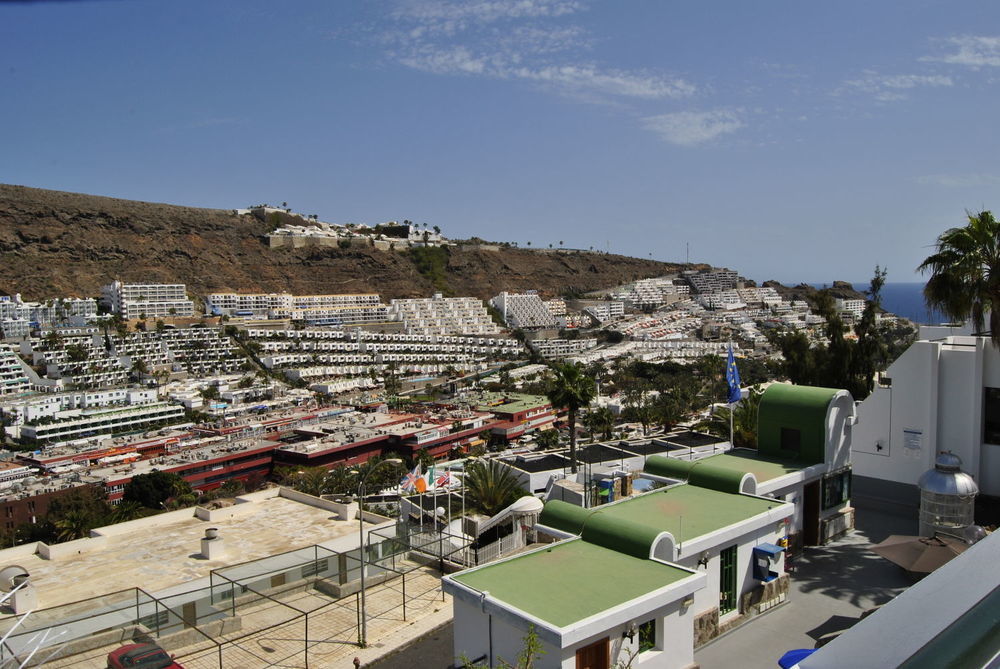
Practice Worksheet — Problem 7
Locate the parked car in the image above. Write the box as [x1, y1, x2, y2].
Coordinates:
[106, 643, 183, 669]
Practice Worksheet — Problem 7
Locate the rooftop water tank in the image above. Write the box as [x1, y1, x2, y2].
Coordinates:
[918, 451, 978, 537]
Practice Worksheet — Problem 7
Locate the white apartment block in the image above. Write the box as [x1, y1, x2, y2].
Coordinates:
[582, 301, 624, 324]
[835, 298, 867, 318]
[685, 269, 740, 294]
[101, 281, 194, 320]
[19, 401, 185, 445]
[543, 299, 567, 317]
[490, 292, 558, 329]
[0, 346, 31, 397]
[388, 294, 500, 336]
[1, 388, 157, 432]
[698, 290, 747, 311]
[0, 295, 97, 339]
[205, 292, 383, 318]
[530, 338, 599, 359]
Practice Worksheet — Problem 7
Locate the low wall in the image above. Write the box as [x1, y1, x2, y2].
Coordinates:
[0, 542, 40, 564]
[91, 508, 196, 539]
[194, 504, 256, 522]
[20, 624, 143, 667]
[38, 535, 108, 560]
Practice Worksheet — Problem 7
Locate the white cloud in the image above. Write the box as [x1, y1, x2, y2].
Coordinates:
[924, 35, 1000, 68]
[916, 173, 1000, 187]
[642, 110, 744, 146]
[392, 0, 583, 34]
[837, 71, 952, 101]
[384, 0, 694, 102]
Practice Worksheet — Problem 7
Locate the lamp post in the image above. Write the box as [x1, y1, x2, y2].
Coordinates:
[354, 457, 403, 648]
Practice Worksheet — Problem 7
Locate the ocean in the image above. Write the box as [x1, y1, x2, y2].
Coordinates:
[810, 282, 945, 324]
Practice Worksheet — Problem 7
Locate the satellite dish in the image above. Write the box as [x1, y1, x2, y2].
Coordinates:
[0, 566, 29, 593]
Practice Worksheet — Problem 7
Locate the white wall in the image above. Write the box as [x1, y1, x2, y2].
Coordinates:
[853, 336, 1000, 496]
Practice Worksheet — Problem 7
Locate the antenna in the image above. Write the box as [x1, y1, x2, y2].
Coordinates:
[686, 242, 689, 265]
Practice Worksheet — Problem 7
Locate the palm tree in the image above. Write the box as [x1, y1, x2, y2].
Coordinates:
[54, 510, 94, 542]
[695, 386, 764, 448]
[109, 500, 144, 524]
[464, 460, 527, 517]
[919, 210, 1000, 345]
[545, 362, 597, 474]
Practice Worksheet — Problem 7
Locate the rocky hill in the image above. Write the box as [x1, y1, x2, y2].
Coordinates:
[0, 184, 692, 302]
[761, 279, 869, 304]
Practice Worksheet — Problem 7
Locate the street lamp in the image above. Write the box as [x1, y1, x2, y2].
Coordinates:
[352, 457, 403, 648]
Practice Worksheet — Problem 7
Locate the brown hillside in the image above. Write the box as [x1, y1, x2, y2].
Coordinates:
[0, 184, 689, 301]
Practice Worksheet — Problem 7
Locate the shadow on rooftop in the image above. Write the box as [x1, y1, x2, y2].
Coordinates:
[791, 508, 916, 609]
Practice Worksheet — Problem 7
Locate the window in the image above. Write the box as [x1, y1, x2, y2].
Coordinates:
[822, 469, 852, 509]
[780, 427, 801, 454]
[985, 388, 1000, 445]
[638, 619, 656, 653]
[137, 609, 169, 630]
[302, 558, 329, 578]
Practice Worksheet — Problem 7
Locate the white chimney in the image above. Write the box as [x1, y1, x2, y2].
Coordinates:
[200, 527, 226, 560]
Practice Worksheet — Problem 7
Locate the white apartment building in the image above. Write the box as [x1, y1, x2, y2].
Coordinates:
[853, 326, 1000, 501]
[101, 281, 194, 320]
[530, 338, 599, 359]
[19, 401, 185, 445]
[490, 292, 558, 329]
[0, 346, 31, 398]
[544, 298, 567, 317]
[205, 292, 383, 318]
[581, 301, 624, 324]
[388, 294, 500, 336]
[699, 290, 747, 311]
[0, 295, 98, 339]
[685, 269, 740, 294]
[835, 298, 867, 318]
[0, 388, 158, 436]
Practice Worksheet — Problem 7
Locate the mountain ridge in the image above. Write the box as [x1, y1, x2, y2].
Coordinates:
[0, 184, 697, 302]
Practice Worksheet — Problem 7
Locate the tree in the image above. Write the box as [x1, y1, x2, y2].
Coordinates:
[464, 459, 527, 517]
[65, 343, 88, 362]
[695, 386, 764, 448]
[123, 471, 192, 509]
[545, 362, 597, 474]
[591, 407, 616, 441]
[919, 210, 1000, 346]
[536, 429, 560, 449]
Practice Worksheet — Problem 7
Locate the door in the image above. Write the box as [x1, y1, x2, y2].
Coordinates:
[576, 637, 610, 669]
[719, 545, 737, 614]
[803, 481, 821, 546]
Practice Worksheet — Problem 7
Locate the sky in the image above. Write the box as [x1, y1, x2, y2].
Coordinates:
[3, 0, 1000, 285]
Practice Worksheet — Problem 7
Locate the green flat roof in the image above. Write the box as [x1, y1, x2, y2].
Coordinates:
[475, 393, 550, 415]
[451, 539, 691, 628]
[592, 484, 784, 543]
[700, 450, 806, 482]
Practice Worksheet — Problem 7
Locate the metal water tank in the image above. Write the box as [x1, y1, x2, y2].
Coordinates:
[918, 451, 978, 537]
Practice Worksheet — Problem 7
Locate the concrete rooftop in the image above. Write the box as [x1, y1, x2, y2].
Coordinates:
[8, 494, 371, 612]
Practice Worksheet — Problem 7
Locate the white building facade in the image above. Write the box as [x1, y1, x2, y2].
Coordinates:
[853, 329, 1000, 501]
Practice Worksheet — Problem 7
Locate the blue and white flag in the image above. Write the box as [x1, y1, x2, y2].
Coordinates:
[726, 344, 742, 404]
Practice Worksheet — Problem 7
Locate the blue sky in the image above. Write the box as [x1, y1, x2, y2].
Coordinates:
[3, 1, 1000, 284]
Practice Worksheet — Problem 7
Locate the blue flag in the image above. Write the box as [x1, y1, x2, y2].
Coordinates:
[726, 344, 742, 404]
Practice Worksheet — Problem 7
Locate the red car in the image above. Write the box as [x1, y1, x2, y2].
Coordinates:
[107, 643, 183, 669]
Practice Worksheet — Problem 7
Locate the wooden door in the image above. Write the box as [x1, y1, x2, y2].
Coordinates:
[576, 637, 610, 669]
[803, 481, 820, 546]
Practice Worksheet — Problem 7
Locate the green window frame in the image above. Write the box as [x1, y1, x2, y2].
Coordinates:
[720, 545, 737, 614]
[822, 469, 852, 510]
